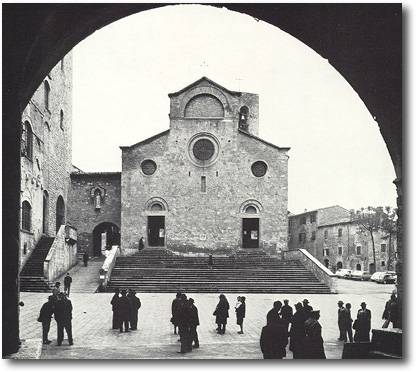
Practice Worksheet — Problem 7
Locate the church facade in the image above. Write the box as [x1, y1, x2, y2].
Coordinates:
[69, 77, 290, 257]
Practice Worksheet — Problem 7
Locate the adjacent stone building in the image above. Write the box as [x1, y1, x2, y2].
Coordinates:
[288, 206, 396, 273]
[20, 54, 74, 268]
[70, 77, 290, 257]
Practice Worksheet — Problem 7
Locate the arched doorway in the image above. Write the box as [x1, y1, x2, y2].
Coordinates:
[92, 222, 120, 256]
[336, 261, 343, 270]
[323, 259, 329, 268]
[356, 263, 362, 271]
[56, 195, 65, 233]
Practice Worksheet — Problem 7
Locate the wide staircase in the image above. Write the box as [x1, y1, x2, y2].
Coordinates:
[20, 236, 54, 292]
[106, 248, 331, 293]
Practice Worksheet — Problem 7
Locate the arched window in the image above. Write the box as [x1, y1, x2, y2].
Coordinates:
[356, 263, 362, 270]
[150, 203, 163, 212]
[60, 110, 64, 130]
[42, 191, 49, 234]
[239, 106, 249, 130]
[44, 81, 50, 110]
[21, 201, 32, 231]
[245, 206, 258, 214]
[94, 189, 102, 209]
[184, 94, 224, 117]
[22, 121, 33, 160]
[336, 261, 343, 269]
[56, 196, 65, 232]
[324, 259, 330, 268]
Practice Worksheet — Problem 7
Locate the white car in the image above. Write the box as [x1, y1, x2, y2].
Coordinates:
[370, 272, 384, 282]
[335, 269, 352, 278]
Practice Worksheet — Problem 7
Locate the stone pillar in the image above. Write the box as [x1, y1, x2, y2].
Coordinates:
[394, 178, 403, 329]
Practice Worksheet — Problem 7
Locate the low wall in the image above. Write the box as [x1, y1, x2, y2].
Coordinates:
[44, 225, 78, 282]
[100, 245, 120, 289]
[284, 249, 338, 293]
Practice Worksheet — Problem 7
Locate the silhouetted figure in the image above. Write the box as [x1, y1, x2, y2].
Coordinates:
[260, 317, 289, 359]
[303, 310, 326, 359]
[127, 289, 141, 330]
[54, 293, 73, 346]
[236, 296, 246, 334]
[83, 252, 89, 267]
[118, 289, 131, 333]
[208, 254, 213, 270]
[171, 292, 181, 335]
[51, 282, 61, 298]
[302, 299, 313, 314]
[383, 294, 399, 328]
[266, 300, 282, 324]
[289, 302, 306, 359]
[337, 300, 349, 341]
[280, 299, 293, 331]
[177, 294, 191, 353]
[110, 288, 120, 329]
[139, 237, 145, 251]
[38, 295, 55, 344]
[354, 302, 371, 342]
[63, 273, 72, 297]
[345, 303, 353, 342]
[213, 294, 229, 334]
[188, 298, 200, 349]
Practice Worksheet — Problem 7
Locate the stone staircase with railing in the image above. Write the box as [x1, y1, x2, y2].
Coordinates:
[105, 248, 332, 293]
[19, 236, 54, 292]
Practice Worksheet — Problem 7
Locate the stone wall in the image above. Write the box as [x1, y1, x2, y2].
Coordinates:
[20, 54, 72, 269]
[67, 173, 121, 256]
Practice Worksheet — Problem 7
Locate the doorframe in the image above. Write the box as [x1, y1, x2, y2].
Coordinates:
[241, 216, 260, 249]
[147, 214, 166, 247]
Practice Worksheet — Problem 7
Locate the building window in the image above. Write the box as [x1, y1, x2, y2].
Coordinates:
[60, 110, 64, 130]
[356, 263, 362, 270]
[251, 161, 268, 177]
[356, 245, 362, 255]
[298, 232, 306, 243]
[22, 121, 33, 161]
[193, 139, 215, 161]
[141, 159, 157, 175]
[201, 176, 206, 192]
[22, 201, 32, 231]
[245, 206, 257, 214]
[381, 261, 386, 267]
[300, 216, 306, 225]
[338, 228, 343, 237]
[150, 202, 163, 211]
[311, 231, 316, 241]
[42, 191, 49, 234]
[239, 106, 249, 131]
[337, 261, 343, 269]
[338, 246, 343, 255]
[44, 80, 50, 110]
[324, 230, 328, 239]
[310, 214, 316, 223]
[381, 243, 386, 253]
[323, 248, 330, 257]
[23, 243, 28, 255]
[94, 189, 102, 210]
[56, 196, 65, 232]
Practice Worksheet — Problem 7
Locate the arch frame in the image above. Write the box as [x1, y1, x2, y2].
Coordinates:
[145, 197, 169, 214]
[239, 199, 264, 215]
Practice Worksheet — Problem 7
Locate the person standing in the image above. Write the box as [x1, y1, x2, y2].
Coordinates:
[118, 289, 131, 333]
[260, 316, 289, 359]
[188, 298, 200, 349]
[303, 310, 326, 359]
[280, 299, 293, 331]
[139, 237, 145, 251]
[354, 302, 371, 342]
[266, 300, 282, 324]
[213, 294, 229, 335]
[51, 282, 61, 299]
[337, 300, 348, 341]
[38, 295, 55, 344]
[177, 293, 191, 353]
[236, 296, 246, 334]
[345, 303, 354, 342]
[83, 251, 89, 267]
[128, 289, 141, 330]
[171, 292, 181, 335]
[63, 273, 72, 297]
[289, 302, 306, 359]
[382, 294, 398, 328]
[110, 288, 120, 329]
[208, 254, 213, 270]
[302, 299, 313, 313]
[54, 293, 73, 346]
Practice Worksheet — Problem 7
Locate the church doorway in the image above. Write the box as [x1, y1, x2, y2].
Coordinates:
[92, 222, 120, 256]
[242, 218, 259, 248]
[148, 216, 165, 247]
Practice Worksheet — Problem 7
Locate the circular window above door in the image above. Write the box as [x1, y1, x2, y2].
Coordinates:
[187, 133, 220, 167]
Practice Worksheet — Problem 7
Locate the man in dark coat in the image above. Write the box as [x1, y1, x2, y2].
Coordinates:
[51, 282, 61, 299]
[83, 251, 89, 267]
[188, 298, 200, 349]
[302, 299, 313, 313]
[118, 289, 131, 333]
[110, 288, 120, 329]
[354, 302, 371, 342]
[289, 302, 306, 359]
[63, 273, 72, 297]
[171, 292, 181, 335]
[38, 295, 55, 344]
[177, 294, 191, 353]
[280, 299, 293, 331]
[127, 289, 141, 330]
[345, 303, 354, 342]
[337, 300, 349, 341]
[236, 296, 246, 334]
[138, 237, 145, 251]
[214, 294, 229, 334]
[266, 300, 282, 324]
[383, 294, 399, 328]
[260, 317, 289, 359]
[54, 293, 73, 346]
[303, 310, 326, 358]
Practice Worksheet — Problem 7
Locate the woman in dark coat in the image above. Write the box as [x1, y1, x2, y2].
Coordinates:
[110, 288, 120, 329]
[354, 302, 371, 342]
[236, 296, 246, 334]
[303, 310, 326, 359]
[213, 294, 229, 334]
[289, 302, 306, 359]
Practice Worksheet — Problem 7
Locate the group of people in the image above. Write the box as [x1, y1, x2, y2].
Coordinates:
[38, 278, 74, 346]
[337, 300, 372, 343]
[110, 288, 142, 332]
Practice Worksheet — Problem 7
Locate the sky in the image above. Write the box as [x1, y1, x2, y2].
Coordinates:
[72, 4, 397, 214]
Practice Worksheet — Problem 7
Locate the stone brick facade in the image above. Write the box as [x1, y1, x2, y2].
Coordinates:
[20, 55, 72, 268]
[120, 77, 289, 256]
[67, 173, 121, 257]
[288, 206, 397, 273]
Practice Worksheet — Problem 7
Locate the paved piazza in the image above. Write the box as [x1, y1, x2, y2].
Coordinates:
[17, 279, 395, 360]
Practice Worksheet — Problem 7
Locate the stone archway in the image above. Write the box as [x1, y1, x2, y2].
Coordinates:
[2, 3, 402, 355]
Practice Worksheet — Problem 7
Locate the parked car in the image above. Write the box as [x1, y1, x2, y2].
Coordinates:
[370, 272, 384, 282]
[375, 271, 397, 284]
[350, 270, 372, 281]
[335, 269, 352, 278]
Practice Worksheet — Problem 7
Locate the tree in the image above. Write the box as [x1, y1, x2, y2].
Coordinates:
[350, 207, 385, 273]
[381, 206, 398, 271]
